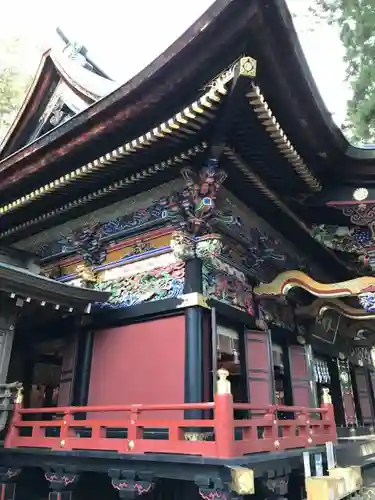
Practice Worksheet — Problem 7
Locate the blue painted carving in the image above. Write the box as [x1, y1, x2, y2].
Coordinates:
[95, 261, 185, 309]
[202, 264, 254, 315]
[38, 197, 170, 259]
[37, 192, 309, 283]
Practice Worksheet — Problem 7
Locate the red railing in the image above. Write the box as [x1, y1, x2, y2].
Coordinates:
[4, 394, 336, 458]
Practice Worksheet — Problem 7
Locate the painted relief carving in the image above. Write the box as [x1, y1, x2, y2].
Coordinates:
[36, 187, 308, 287]
[123, 241, 155, 257]
[37, 197, 168, 259]
[202, 264, 254, 316]
[96, 261, 185, 308]
[217, 200, 309, 281]
[312, 224, 375, 271]
[177, 160, 227, 235]
[358, 293, 375, 313]
[167, 160, 226, 259]
[170, 231, 223, 264]
[170, 231, 195, 261]
[195, 233, 223, 261]
[258, 299, 295, 332]
[64, 220, 107, 267]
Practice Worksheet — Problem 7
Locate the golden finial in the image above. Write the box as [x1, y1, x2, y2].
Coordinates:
[216, 368, 231, 395]
[15, 386, 23, 404]
[321, 387, 332, 404]
[239, 56, 257, 78]
[77, 264, 97, 285]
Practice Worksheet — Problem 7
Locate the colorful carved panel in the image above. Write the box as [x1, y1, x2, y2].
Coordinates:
[202, 262, 254, 316]
[37, 196, 170, 259]
[95, 258, 185, 309]
[34, 187, 313, 285]
[217, 198, 309, 281]
[47, 232, 171, 278]
[312, 224, 375, 271]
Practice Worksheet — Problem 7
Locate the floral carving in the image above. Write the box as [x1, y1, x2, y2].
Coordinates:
[311, 224, 375, 271]
[202, 265, 254, 315]
[342, 204, 375, 226]
[95, 262, 185, 308]
[170, 231, 195, 261]
[196, 233, 223, 263]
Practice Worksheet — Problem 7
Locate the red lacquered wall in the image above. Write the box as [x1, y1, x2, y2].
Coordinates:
[88, 315, 185, 419]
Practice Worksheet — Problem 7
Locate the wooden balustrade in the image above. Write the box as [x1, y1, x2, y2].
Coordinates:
[4, 385, 336, 458]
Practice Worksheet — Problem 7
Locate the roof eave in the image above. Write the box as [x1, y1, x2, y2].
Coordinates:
[0, 263, 109, 307]
[0, 0, 256, 190]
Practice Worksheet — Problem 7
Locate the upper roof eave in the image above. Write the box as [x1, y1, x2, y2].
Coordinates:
[256, 0, 375, 166]
[0, 0, 256, 192]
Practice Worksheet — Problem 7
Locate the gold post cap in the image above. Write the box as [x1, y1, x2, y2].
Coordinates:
[216, 368, 231, 395]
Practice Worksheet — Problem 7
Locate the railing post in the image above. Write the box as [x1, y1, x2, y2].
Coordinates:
[59, 410, 73, 451]
[126, 405, 141, 453]
[321, 388, 337, 441]
[214, 369, 235, 458]
[4, 386, 23, 448]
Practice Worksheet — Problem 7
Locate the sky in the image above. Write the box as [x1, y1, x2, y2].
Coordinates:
[2, 0, 350, 127]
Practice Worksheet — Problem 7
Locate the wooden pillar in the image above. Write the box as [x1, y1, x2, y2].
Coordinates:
[367, 369, 375, 423]
[288, 344, 317, 408]
[22, 352, 35, 408]
[0, 314, 15, 385]
[0, 468, 20, 500]
[244, 328, 275, 405]
[58, 335, 78, 407]
[184, 258, 205, 419]
[71, 329, 93, 406]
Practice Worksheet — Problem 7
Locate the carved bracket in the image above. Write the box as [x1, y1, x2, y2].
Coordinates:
[0, 468, 21, 484]
[65, 220, 108, 268]
[44, 469, 79, 499]
[108, 470, 154, 499]
[0, 468, 20, 500]
[195, 475, 237, 500]
[164, 160, 227, 236]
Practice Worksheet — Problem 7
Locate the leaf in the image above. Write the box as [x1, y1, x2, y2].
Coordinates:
[304, 0, 375, 142]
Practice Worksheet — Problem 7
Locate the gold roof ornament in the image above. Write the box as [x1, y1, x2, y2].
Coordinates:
[239, 56, 257, 78]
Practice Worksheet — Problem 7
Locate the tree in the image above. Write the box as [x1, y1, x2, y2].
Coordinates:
[0, 37, 41, 144]
[309, 0, 375, 143]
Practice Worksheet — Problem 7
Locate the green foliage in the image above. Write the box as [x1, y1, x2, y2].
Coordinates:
[311, 0, 375, 143]
[0, 37, 38, 143]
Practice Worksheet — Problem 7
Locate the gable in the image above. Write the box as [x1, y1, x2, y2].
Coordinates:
[0, 43, 117, 159]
